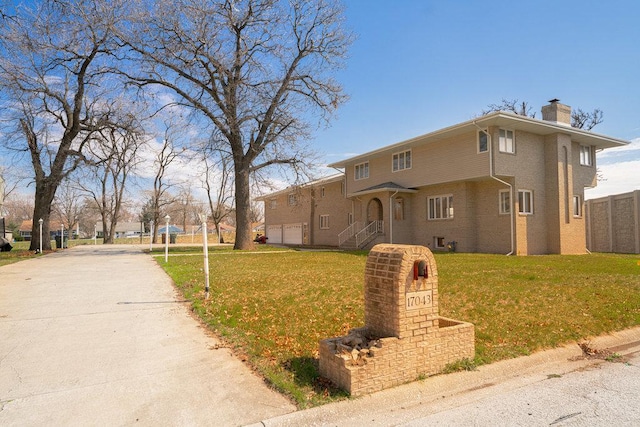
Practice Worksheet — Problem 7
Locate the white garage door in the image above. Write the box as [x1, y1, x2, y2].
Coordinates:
[266, 225, 282, 244]
[283, 223, 303, 245]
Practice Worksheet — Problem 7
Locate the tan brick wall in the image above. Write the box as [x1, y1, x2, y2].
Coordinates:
[319, 244, 475, 396]
[586, 191, 640, 254]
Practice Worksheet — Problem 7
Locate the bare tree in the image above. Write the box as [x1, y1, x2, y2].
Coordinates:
[571, 108, 604, 130]
[52, 179, 83, 239]
[200, 144, 235, 243]
[146, 121, 184, 243]
[482, 99, 536, 118]
[482, 98, 604, 130]
[119, 0, 352, 249]
[78, 116, 144, 243]
[0, 0, 126, 251]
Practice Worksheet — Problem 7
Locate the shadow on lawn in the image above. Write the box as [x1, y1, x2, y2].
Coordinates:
[283, 356, 349, 399]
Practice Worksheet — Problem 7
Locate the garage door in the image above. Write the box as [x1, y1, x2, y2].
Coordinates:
[283, 223, 303, 245]
[266, 225, 282, 244]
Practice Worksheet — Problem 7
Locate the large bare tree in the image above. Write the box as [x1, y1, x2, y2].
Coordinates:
[0, 0, 125, 251]
[119, 0, 352, 249]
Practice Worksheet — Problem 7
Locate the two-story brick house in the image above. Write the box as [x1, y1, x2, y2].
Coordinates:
[260, 100, 628, 254]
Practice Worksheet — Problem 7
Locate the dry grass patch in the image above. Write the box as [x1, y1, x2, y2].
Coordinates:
[159, 249, 640, 408]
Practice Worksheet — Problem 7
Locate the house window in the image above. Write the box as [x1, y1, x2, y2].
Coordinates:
[580, 145, 593, 166]
[288, 194, 297, 206]
[499, 189, 510, 214]
[499, 129, 514, 153]
[392, 150, 411, 172]
[321, 187, 325, 198]
[478, 130, 488, 153]
[348, 212, 354, 225]
[269, 199, 277, 210]
[434, 237, 445, 249]
[573, 195, 582, 217]
[319, 214, 329, 229]
[394, 197, 404, 220]
[355, 162, 369, 180]
[428, 195, 453, 220]
[518, 190, 533, 214]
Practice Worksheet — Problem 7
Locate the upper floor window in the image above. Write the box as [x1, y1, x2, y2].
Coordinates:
[580, 145, 593, 166]
[573, 195, 582, 217]
[478, 130, 488, 153]
[428, 195, 453, 220]
[355, 162, 369, 180]
[499, 129, 515, 153]
[288, 193, 298, 206]
[269, 199, 277, 210]
[319, 214, 329, 229]
[499, 189, 510, 214]
[518, 190, 533, 215]
[321, 187, 325, 198]
[392, 150, 412, 172]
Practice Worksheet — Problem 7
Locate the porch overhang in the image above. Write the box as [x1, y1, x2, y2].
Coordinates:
[347, 182, 418, 198]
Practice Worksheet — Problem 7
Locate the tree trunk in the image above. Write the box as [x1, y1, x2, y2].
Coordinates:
[29, 179, 57, 251]
[233, 167, 254, 250]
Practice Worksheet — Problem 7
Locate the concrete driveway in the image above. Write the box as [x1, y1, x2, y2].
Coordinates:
[0, 245, 295, 426]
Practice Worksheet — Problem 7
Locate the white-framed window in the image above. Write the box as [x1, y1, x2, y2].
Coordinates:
[434, 237, 445, 249]
[478, 130, 488, 153]
[518, 190, 533, 214]
[580, 145, 593, 166]
[319, 214, 329, 229]
[573, 195, 582, 217]
[499, 129, 515, 153]
[355, 162, 369, 180]
[499, 189, 511, 215]
[269, 199, 277, 210]
[428, 195, 454, 220]
[392, 150, 412, 172]
[288, 193, 297, 206]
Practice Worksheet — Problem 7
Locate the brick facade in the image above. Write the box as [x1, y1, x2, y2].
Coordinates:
[319, 244, 474, 396]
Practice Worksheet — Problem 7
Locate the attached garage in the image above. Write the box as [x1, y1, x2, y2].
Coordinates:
[283, 223, 303, 245]
[266, 225, 282, 244]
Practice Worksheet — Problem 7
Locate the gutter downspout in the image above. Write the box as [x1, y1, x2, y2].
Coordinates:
[389, 189, 399, 244]
[474, 121, 514, 255]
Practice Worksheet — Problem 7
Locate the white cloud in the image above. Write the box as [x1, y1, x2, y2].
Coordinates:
[597, 137, 640, 159]
[585, 157, 640, 199]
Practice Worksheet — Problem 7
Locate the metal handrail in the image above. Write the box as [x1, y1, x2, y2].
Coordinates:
[338, 221, 362, 246]
[355, 220, 384, 248]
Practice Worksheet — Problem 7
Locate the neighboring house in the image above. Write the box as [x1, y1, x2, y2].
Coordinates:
[259, 100, 628, 254]
[19, 219, 68, 241]
[257, 174, 351, 246]
[585, 190, 640, 254]
[96, 221, 147, 239]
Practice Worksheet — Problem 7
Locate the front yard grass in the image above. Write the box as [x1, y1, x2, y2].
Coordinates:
[158, 249, 640, 408]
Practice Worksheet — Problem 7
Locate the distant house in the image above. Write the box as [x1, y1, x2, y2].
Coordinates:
[259, 100, 629, 254]
[96, 221, 146, 239]
[19, 219, 69, 241]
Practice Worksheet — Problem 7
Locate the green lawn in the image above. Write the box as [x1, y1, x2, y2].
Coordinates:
[158, 248, 640, 408]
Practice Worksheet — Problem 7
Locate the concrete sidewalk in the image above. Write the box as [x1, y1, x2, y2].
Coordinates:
[0, 245, 295, 426]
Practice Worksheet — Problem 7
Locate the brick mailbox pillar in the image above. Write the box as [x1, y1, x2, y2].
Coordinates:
[319, 244, 475, 396]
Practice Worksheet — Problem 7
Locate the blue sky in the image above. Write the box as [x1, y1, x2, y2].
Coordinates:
[310, 0, 640, 199]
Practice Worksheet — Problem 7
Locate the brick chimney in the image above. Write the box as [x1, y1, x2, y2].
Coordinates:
[541, 99, 571, 126]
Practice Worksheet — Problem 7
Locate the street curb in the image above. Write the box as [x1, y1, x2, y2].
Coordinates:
[248, 326, 640, 427]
